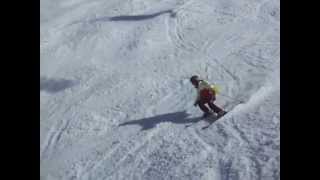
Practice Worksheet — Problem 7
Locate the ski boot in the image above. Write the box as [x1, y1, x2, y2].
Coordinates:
[217, 110, 227, 118]
[202, 111, 214, 118]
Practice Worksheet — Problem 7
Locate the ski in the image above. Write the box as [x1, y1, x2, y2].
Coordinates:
[201, 111, 227, 129]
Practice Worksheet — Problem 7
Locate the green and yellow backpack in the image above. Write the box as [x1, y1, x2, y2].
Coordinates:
[210, 84, 220, 95]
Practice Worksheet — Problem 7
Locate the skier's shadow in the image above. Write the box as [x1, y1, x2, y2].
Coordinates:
[118, 111, 202, 131]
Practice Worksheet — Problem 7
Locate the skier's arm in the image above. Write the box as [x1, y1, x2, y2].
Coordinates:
[194, 92, 200, 106]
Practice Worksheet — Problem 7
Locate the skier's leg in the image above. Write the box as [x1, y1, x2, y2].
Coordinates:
[198, 101, 210, 114]
[208, 102, 223, 113]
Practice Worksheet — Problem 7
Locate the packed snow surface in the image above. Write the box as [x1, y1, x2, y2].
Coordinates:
[41, 0, 279, 179]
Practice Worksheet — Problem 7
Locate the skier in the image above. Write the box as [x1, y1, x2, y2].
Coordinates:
[190, 75, 227, 118]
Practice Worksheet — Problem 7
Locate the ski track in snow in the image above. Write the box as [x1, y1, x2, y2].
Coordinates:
[41, 0, 279, 179]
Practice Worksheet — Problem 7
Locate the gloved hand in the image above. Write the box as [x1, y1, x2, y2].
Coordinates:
[194, 101, 199, 107]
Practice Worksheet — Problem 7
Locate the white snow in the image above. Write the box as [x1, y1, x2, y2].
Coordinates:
[40, 0, 280, 179]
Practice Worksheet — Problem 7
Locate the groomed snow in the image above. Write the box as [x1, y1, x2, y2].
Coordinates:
[40, 0, 280, 179]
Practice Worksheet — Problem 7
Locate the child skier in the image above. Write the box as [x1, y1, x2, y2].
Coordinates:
[190, 75, 227, 118]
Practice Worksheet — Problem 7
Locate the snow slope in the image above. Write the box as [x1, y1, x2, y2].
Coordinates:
[40, 0, 280, 179]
